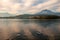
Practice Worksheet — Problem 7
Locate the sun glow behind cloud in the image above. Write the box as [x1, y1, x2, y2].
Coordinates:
[0, 0, 60, 15]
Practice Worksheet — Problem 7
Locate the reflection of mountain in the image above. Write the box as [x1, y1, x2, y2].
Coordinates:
[0, 9, 60, 19]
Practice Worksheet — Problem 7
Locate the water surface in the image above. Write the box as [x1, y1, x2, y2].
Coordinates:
[0, 19, 60, 40]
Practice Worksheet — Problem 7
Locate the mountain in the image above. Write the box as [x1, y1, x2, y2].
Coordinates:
[0, 9, 60, 19]
[13, 9, 60, 19]
[35, 9, 60, 16]
[0, 13, 15, 17]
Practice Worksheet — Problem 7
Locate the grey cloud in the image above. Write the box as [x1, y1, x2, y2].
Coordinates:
[32, 0, 49, 6]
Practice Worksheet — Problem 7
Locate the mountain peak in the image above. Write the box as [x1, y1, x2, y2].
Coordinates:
[40, 9, 54, 13]
[35, 9, 54, 15]
[35, 9, 60, 16]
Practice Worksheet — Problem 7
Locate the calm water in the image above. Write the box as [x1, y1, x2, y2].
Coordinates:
[0, 19, 60, 40]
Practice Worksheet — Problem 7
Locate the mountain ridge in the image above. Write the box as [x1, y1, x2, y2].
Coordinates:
[0, 9, 60, 19]
[35, 9, 60, 16]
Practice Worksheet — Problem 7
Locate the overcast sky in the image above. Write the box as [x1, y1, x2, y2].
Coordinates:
[0, 0, 60, 15]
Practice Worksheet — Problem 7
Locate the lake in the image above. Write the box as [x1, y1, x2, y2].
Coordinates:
[0, 19, 60, 40]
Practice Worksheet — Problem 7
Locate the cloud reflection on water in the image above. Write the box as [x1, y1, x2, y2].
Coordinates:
[0, 19, 60, 40]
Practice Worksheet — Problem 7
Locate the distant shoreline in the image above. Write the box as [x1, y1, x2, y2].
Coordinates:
[0, 15, 60, 19]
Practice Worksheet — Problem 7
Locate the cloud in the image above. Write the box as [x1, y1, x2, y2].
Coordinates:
[55, 4, 60, 12]
[32, 0, 48, 6]
[7, 3, 21, 15]
[47, 2, 60, 12]
[0, 0, 59, 15]
[26, 0, 58, 13]
[0, 0, 21, 15]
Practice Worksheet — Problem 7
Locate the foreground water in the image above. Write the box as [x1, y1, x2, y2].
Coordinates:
[0, 19, 60, 40]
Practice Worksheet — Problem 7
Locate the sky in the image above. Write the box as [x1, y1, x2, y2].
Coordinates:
[0, 0, 60, 15]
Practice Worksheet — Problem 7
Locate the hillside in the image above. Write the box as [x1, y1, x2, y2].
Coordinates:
[0, 9, 60, 19]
